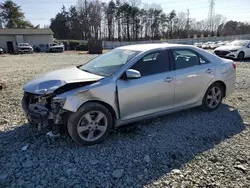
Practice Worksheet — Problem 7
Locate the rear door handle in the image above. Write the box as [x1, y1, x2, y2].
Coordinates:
[164, 77, 174, 83]
[205, 68, 213, 74]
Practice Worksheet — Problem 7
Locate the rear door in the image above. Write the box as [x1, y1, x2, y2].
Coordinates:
[117, 50, 175, 120]
[170, 48, 215, 108]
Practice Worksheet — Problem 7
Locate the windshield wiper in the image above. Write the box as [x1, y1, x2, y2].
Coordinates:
[82, 68, 93, 74]
[77, 66, 105, 77]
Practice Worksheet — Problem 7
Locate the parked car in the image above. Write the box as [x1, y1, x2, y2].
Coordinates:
[194, 42, 203, 48]
[0, 47, 4, 54]
[46, 43, 64, 53]
[217, 41, 226, 47]
[210, 42, 219, 49]
[18, 43, 33, 53]
[22, 43, 236, 145]
[202, 42, 212, 49]
[214, 40, 250, 60]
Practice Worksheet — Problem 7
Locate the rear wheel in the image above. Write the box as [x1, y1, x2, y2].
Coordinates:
[201, 83, 223, 111]
[237, 52, 244, 61]
[67, 102, 113, 145]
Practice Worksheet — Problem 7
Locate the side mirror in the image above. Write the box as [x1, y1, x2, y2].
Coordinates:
[126, 69, 141, 79]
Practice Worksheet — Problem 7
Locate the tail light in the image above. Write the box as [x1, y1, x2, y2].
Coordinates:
[232, 62, 236, 69]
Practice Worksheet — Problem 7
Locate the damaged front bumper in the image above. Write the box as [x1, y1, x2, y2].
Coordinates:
[22, 92, 69, 132]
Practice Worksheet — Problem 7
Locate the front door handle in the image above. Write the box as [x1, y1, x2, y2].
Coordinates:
[164, 77, 174, 83]
[205, 68, 213, 74]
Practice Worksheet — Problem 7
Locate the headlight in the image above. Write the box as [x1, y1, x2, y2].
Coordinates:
[229, 49, 238, 52]
[52, 97, 66, 107]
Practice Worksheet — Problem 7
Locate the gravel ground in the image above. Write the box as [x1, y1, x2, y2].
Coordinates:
[0, 52, 250, 188]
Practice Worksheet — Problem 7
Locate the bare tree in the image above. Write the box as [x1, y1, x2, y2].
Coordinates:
[49, 0, 249, 41]
[212, 14, 226, 32]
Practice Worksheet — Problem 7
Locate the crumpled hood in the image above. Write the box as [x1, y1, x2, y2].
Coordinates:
[215, 45, 242, 51]
[24, 66, 103, 94]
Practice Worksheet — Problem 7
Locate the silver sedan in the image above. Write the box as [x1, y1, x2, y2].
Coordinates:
[22, 44, 236, 145]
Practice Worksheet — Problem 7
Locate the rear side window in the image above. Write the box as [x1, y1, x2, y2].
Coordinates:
[172, 49, 200, 70]
[199, 55, 210, 64]
[131, 50, 170, 76]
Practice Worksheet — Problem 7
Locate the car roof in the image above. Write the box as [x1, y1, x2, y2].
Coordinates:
[117, 43, 192, 52]
[232, 40, 250, 42]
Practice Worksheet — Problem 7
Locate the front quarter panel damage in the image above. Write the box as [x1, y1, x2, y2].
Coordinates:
[60, 81, 119, 119]
[22, 77, 119, 133]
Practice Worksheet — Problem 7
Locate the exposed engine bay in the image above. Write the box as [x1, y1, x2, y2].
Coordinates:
[22, 81, 96, 134]
[22, 92, 65, 133]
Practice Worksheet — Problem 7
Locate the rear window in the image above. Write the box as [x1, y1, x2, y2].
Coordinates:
[172, 49, 199, 70]
[19, 43, 29, 46]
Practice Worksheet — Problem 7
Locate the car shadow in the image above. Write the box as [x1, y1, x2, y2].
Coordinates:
[235, 57, 250, 62]
[0, 104, 246, 187]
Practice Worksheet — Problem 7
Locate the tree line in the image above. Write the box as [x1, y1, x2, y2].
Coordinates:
[1, 0, 250, 41]
[50, 0, 250, 41]
[50, 0, 194, 40]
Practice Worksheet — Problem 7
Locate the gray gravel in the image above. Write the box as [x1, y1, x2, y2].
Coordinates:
[0, 52, 250, 187]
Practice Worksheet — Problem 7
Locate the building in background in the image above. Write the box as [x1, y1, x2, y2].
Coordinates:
[0, 28, 54, 53]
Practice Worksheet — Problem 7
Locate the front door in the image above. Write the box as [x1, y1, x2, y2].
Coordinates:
[245, 42, 250, 57]
[170, 48, 215, 108]
[7, 41, 14, 53]
[117, 50, 175, 120]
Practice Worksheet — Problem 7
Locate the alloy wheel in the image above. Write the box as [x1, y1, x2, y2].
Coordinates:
[206, 86, 222, 108]
[77, 111, 108, 141]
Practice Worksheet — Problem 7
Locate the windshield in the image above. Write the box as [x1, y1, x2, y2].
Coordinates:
[78, 49, 140, 76]
[19, 43, 29, 46]
[229, 40, 248, 46]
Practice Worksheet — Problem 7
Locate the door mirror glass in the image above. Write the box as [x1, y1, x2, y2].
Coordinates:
[126, 69, 141, 79]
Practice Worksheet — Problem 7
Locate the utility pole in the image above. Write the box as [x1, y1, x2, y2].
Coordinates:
[186, 8, 190, 37]
[208, 0, 215, 31]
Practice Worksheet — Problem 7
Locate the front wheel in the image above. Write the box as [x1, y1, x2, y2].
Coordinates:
[237, 52, 244, 61]
[67, 102, 113, 145]
[201, 83, 223, 111]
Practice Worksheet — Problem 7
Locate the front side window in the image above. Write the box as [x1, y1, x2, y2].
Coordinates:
[79, 49, 140, 76]
[131, 50, 170, 76]
[172, 49, 200, 70]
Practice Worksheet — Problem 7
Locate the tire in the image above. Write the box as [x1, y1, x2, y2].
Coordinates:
[201, 83, 223, 111]
[237, 51, 244, 61]
[67, 102, 113, 145]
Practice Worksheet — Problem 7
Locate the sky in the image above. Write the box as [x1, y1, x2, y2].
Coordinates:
[12, 0, 250, 27]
